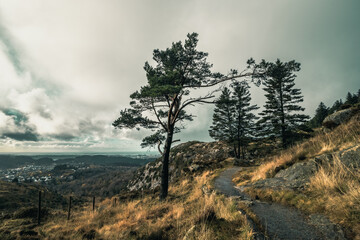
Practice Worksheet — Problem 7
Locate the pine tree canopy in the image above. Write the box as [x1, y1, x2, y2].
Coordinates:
[252, 59, 309, 147]
[209, 81, 258, 159]
[345, 92, 358, 105]
[113, 33, 256, 199]
[309, 102, 329, 128]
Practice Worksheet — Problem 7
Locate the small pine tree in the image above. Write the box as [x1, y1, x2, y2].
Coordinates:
[329, 99, 343, 114]
[308, 102, 329, 128]
[231, 81, 259, 159]
[345, 92, 358, 105]
[209, 81, 258, 159]
[254, 59, 309, 148]
[209, 87, 236, 147]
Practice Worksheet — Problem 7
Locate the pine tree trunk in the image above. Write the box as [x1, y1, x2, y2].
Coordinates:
[233, 143, 239, 159]
[281, 124, 286, 148]
[241, 146, 245, 160]
[279, 80, 286, 148]
[160, 126, 174, 200]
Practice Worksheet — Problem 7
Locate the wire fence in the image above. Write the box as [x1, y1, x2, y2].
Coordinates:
[35, 190, 118, 225]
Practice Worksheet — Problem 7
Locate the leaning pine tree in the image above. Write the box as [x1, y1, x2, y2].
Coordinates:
[113, 33, 256, 200]
[254, 59, 309, 148]
[209, 81, 258, 160]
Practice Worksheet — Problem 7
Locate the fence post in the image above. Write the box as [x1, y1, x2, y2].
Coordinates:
[92, 196, 95, 212]
[37, 191, 41, 225]
[67, 196, 72, 220]
[114, 197, 117, 206]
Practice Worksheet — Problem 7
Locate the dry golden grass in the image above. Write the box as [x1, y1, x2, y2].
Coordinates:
[251, 115, 360, 181]
[232, 167, 256, 186]
[308, 155, 360, 237]
[235, 115, 360, 238]
[244, 155, 360, 239]
[35, 171, 253, 240]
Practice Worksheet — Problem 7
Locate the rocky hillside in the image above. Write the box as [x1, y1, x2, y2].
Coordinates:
[245, 144, 360, 191]
[127, 141, 232, 191]
[233, 110, 360, 238]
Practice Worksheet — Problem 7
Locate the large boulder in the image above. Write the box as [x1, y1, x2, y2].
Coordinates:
[337, 145, 360, 168]
[248, 160, 318, 190]
[274, 160, 318, 187]
[314, 145, 360, 168]
[322, 108, 354, 128]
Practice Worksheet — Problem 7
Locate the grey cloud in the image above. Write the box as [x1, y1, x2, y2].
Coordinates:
[0, 0, 359, 152]
[0, 108, 39, 141]
[3, 132, 38, 141]
[47, 133, 76, 141]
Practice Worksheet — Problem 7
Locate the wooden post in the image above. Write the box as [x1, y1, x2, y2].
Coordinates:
[92, 196, 95, 212]
[67, 196, 72, 220]
[114, 197, 117, 206]
[37, 191, 41, 225]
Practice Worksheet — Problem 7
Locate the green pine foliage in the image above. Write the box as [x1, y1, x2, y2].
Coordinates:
[113, 33, 253, 199]
[308, 102, 329, 128]
[113, 33, 220, 199]
[345, 92, 358, 105]
[255, 59, 309, 148]
[209, 87, 235, 144]
[209, 81, 258, 159]
[329, 99, 343, 114]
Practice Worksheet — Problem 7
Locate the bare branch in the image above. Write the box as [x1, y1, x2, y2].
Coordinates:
[172, 94, 215, 124]
[157, 140, 163, 155]
[183, 72, 253, 89]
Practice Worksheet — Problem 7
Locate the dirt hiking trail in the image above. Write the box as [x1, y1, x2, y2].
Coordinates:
[214, 167, 346, 240]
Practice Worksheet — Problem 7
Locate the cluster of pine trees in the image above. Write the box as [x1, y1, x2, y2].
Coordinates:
[308, 90, 360, 128]
[209, 59, 310, 159]
[210, 66, 360, 159]
[113, 32, 357, 199]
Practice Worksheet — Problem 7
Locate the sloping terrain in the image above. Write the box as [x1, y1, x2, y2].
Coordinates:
[215, 167, 345, 239]
[1, 110, 358, 239]
[233, 112, 360, 239]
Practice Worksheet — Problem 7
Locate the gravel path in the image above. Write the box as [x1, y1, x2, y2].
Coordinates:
[214, 167, 324, 240]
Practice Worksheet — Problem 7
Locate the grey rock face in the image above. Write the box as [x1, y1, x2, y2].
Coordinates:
[248, 160, 318, 190]
[337, 145, 360, 168]
[127, 141, 232, 191]
[322, 108, 354, 128]
[275, 160, 318, 181]
[247, 145, 360, 191]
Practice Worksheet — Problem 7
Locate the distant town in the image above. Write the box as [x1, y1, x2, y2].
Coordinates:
[0, 154, 157, 196]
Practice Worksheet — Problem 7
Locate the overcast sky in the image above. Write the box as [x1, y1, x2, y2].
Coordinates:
[0, 0, 359, 153]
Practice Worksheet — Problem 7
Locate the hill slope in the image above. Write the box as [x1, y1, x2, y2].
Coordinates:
[1, 110, 359, 239]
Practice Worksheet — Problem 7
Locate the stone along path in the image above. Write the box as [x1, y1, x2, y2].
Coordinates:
[214, 167, 345, 240]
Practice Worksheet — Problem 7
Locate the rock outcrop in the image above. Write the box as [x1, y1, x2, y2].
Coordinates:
[127, 141, 232, 191]
[322, 108, 356, 128]
[246, 144, 360, 190]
